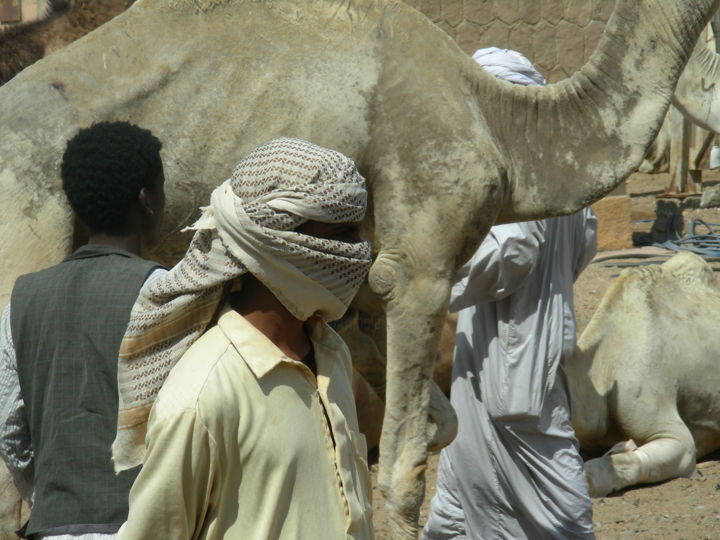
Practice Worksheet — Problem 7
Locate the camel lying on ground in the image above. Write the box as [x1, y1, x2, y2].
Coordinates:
[413, 252, 719, 498]
[1, 0, 718, 537]
[566, 252, 720, 496]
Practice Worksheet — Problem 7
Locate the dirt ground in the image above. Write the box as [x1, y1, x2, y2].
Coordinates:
[369, 171, 720, 539]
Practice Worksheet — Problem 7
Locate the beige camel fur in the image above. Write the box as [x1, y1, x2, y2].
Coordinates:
[674, 38, 720, 131]
[1, 1, 718, 537]
[566, 252, 720, 497]
[0, 1, 131, 86]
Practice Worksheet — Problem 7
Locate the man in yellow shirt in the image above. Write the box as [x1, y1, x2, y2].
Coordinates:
[113, 138, 375, 539]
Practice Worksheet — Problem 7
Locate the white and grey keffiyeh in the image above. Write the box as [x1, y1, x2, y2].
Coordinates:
[472, 46, 547, 87]
[112, 137, 371, 471]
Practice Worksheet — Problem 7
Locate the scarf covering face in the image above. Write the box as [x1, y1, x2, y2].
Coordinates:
[472, 46, 547, 87]
[112, 137, 372, 471]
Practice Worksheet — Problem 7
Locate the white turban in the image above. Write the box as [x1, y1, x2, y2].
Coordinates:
[472, 46, 546, 87]
[113, 137, 372, 470]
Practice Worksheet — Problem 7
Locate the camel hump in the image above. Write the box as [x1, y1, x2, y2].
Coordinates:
[608, 251, 715, 303]
[658, 251, 716, 289]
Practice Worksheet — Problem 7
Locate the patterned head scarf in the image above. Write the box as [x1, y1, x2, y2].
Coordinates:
[472, 46, 547, 87]
[113, 137, 372, 470]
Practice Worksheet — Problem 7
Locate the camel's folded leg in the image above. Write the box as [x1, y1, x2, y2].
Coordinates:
[584, 417, 695, 497]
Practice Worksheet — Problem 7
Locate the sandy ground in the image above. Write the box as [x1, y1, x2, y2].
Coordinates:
[370, 451, 720, 540]
[369, 171, 720, 539]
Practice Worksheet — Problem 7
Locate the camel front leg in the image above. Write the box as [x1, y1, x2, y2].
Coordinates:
[584, 418, 696, 497]
[336, 308, 457, 454]
[370, 253, 455, 538]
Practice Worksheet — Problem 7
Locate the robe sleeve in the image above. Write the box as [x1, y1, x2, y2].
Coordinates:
[572, 207, 598, 280]
[449, 221, 546, 312]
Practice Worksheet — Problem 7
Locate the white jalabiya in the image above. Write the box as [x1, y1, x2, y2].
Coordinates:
[424, 49, 595, 540]
[113, 137, 371, 471]
[424, 211, 597, 540]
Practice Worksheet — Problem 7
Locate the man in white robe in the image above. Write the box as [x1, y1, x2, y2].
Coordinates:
[423, 48, 597, 540]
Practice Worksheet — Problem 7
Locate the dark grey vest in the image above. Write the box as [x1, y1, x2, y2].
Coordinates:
[10, 244, 160, 535]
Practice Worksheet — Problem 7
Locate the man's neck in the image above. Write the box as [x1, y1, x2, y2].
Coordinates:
[86, 233, 142, 256]
[229, 276, 311, 362]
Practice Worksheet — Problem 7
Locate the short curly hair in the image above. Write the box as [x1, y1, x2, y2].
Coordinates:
[61, 121, 163, 235]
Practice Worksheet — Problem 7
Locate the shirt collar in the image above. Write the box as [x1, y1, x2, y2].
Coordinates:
[215, 304, 346, 379]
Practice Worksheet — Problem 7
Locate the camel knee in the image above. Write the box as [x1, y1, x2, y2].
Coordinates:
[642, 431, 697, 481]
[673, 443, 696, 478]
[368, 257, 398, 300]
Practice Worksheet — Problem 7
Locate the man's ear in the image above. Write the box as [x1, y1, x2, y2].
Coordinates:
[138, 187, 155, 216]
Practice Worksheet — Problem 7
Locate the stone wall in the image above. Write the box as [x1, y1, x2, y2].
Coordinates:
[406, 0, 616, 82]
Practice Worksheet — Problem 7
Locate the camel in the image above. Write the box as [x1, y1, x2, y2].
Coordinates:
[565, 252, 720, 497]
[1, 0, 718, 537]
[674, 38, 720, 132]
[642, 37, 720, 173]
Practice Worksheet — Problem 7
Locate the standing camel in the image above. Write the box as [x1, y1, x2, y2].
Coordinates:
[642, 35, 720, 173]
[0, 1, 718, 537]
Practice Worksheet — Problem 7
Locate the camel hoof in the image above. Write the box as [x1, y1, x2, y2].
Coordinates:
[584, 457, 614, 497]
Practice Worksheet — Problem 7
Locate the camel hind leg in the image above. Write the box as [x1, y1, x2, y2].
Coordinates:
[334, 309, 457, 453]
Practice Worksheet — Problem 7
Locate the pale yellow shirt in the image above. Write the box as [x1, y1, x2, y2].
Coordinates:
[118, 307, 374, 540]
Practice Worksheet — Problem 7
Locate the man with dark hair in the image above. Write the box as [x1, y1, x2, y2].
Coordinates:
[0, 121, 166, 540]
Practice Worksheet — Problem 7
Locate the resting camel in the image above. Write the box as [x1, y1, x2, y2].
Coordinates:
[1, 0, 719, 537]
[566, 252, 720, 496]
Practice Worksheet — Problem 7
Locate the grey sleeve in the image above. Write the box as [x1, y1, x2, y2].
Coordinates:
[449, 221, 546, 312]
[0, 304, 34, 502]
[572, 207, 598, 280]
